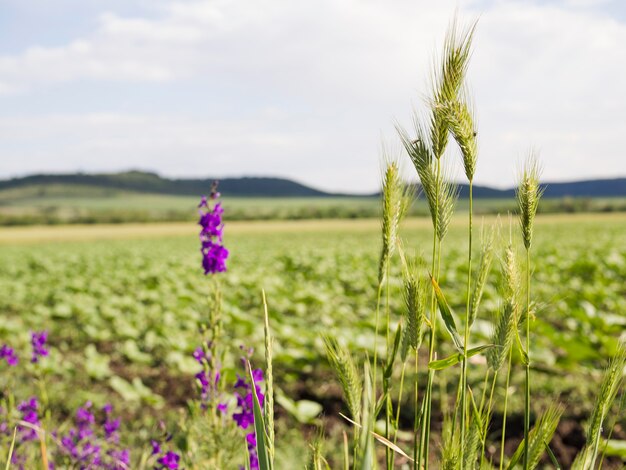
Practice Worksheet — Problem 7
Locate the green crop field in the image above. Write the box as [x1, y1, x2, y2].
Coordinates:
[2, 183, 626, 226]
[1, 213, 625, 467]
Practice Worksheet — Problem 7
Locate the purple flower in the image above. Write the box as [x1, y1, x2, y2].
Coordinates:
[103, 418, 120, 439]
[108, 448, 131, 468]
[76, 401, 95, 429]
[231, 363, 264, 470]
[201, 241, 229, 274]
[0, 344, 18, 366]
[157, 451, 180, 469]
[192, 346, 211, 365]
[151, 440, 162, 456]
[30, 331, 49, 363]
[17, 397, 40, 442]
[198, 190, 229, 275]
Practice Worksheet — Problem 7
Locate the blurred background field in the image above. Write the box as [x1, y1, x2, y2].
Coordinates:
[2, 188, 626, 225]
[2, 213, 625, 462]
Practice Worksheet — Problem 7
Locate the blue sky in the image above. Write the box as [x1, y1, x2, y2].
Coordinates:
[0, 0, 625, 192]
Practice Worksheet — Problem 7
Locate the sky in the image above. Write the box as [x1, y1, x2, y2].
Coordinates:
[0, 0, 625, 193]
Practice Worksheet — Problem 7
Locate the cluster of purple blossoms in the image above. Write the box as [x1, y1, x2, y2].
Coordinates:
[233, 367, 264, 470]
[30, 331, 49, 363]
[151, 438, 180, 469]
[17, 397, 41, 442]
[0, 344, 18, 366]
[56, 402, 130, 469]
[198, 182, 229, 275]
[1, 331, 47, 367]
[192, 344, 222, 406]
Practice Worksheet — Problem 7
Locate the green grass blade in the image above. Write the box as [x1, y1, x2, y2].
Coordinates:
[429, 344, 495, 370]
[431, 275, 463, 352]
[543, 441, 562, 470]
[5, 427, 17, 470]
[247, 361, 272, 470]
[384, 322, 402, 379]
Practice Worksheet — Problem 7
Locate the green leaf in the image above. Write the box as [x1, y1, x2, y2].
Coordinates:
[600, 439, 626, 459]
[515, 329, 530, 366]
[544, 441, 562, 469]
[428, 344, 495, 370]
[247, 361, 272, 470]
[384, 322, 402, 379]
[431, 276, 463, 352]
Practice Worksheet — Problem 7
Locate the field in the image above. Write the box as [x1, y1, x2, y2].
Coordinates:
[2, 184, 626, 225]
[1, 213, 625, 466]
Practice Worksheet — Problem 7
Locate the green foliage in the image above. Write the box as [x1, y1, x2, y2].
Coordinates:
[572, 342, 626, 470]
[506, 403, 564, 470]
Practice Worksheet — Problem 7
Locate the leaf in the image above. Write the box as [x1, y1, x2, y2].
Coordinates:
[275, 390, 322, 424]
[247, 361, 272, 470]
[544, 441, 562, 470]
[600, 439, 626, 459]
[384, 322, 402, 379]
[515, 329, 529, 366]
[428, 344, 495, 370]
[431, 276, 463, 352]
[339, 413, 414, 463]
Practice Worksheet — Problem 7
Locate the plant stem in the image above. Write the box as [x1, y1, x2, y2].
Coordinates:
[373, 282, 384, 399]
[414, 346, 421, 470]
[523, 248, 531, 470]
[391, 362, 407, 469]
[481, 370, 498, 468]
[499, 350, 513, 470]
[461, 181, 474, 457]
[421, 158, 444, 469]
[385, 262, 392, 469]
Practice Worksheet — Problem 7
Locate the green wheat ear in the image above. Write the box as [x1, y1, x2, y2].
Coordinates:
[438, 96, 478, 182]
[487, 244, 520, 371]
[469, 224, 495, 326]
[430, 17, 477, 160]
[379, 159, 413, 283]
[572, 342, 626, 470]
[398, 120, 458, 240]
[323, 336, 362, 423]
[517, 153, 544, 250]
[400, 254, 427, 362]
[261, 290, 275, 461]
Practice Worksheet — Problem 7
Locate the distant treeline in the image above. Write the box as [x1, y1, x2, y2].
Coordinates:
[1, 171, 626, 198]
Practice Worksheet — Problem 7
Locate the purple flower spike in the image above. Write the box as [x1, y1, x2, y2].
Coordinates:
[30, 331, 49, 363]
[198, 186, 229, 275]
[0, 345, 18, 366]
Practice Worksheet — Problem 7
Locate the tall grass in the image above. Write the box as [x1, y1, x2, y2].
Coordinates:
[245, 16, 626, 470]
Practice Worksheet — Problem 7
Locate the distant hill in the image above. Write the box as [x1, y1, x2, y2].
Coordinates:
[0, 171, 330, 198]
[0, 171, 625, 198]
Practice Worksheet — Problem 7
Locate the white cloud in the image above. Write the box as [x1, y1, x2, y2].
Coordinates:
[0, 0, 625, 191]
